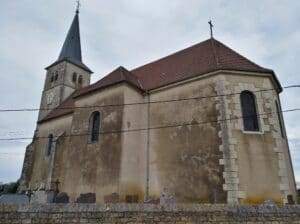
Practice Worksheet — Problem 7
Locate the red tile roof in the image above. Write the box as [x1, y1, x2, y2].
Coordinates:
[39, 38, 277, 123]
[131, 38, 274, 90]
[75, 66, 143, 97]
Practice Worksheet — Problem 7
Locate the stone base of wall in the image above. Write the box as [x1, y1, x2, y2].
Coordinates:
[1, 204, 300, 223]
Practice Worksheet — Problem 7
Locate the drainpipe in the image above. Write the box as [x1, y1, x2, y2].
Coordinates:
[145, 92, 150, 200]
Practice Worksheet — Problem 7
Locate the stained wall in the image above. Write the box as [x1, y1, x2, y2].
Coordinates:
[24, 72, 297, 204]
[148, 75, 226, 203]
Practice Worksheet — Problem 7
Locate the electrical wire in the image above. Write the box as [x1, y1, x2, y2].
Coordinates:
[0, 107, 299, 142]
[0, 85, 299, 112]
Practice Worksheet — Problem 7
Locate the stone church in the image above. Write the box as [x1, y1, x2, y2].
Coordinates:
[19, 10, 297, 204]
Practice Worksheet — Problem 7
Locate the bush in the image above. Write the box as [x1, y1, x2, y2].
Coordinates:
[0, 181, 19, 195]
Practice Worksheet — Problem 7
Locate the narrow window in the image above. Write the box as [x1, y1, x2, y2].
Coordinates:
[54, 71, 59, 81]
[240, 91, 259, 132]
[89, 112, 100, 143]
[78, 75, 83, 86]
[275, 100, 285, 138]
[72, 73, 77, 82]
[47, 134, 54, 156]
[50, 75, 54, 83]
[287, 195, 295, 204]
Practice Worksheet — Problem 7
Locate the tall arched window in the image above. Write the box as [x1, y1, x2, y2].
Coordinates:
[240, 91, 259, 132]
[47, 134, 54, 156]
[78, 75, 83, 86]
[72, 72, 77, 82]
[89, 112, 100, 143]
[275, 100, 285, 138]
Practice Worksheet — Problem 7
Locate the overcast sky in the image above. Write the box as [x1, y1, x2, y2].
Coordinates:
[0, 0, 300, 185]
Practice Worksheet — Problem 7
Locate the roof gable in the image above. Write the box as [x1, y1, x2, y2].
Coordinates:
[75, 66, 143, 97]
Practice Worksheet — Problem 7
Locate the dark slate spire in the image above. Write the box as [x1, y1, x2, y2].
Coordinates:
[58, 11, 82, 62]
[47, 10, 92, 73]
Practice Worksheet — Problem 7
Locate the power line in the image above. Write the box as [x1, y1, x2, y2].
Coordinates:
[0, 153, 24, 156]
[0, 85, 299, 113]
[0, 107, 299, 142]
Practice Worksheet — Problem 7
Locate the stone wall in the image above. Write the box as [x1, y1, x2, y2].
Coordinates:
[1, 204, 300, 223]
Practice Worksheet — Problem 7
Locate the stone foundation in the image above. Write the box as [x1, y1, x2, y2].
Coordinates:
[1, 204, 300, 223]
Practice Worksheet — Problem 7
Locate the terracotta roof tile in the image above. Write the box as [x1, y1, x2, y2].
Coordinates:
[131, 38, 273, 90]
[75, 66, 143, 97]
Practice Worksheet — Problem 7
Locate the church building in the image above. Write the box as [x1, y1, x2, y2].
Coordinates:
[19, 9, 297, 204]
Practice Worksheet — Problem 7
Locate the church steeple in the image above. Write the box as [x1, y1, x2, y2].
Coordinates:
[46, 9, 92, 73]
[39, 9, 92, 121]
[58, 11, 82, 63]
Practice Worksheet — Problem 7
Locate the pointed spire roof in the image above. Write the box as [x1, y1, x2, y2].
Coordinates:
[58, 11, 82, 62]
[46, 11, 92, 73]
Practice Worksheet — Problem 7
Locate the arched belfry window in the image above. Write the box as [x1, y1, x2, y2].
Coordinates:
[240, 91, 259, 132]
[89, 111, 100, 143]
[47, 134, 54, 156]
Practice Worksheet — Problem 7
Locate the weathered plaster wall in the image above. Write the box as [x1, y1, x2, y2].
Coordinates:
[223, 73, 297, 204]
[148, 76, 226, 203]
[28, 115, 73, 190]
[119, 85, 148, 201]
[54, 84, 128, 202]
[25, 71, 296, 205]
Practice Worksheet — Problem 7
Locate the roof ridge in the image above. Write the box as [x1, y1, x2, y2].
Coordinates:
[214, 39, 272, 71]
[132, 39, 212, 73]
[119, 66, 127, 80]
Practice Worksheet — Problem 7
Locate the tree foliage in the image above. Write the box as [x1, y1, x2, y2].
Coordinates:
[0, 181, 19, 195]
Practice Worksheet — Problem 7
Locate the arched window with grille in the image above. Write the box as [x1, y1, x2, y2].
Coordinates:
[89, 111, 100, 143]
[47, 134, 54, 156]
[240, 91, 259, 132]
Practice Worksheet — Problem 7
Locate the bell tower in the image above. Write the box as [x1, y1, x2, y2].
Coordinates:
[38, 9, 92, 121]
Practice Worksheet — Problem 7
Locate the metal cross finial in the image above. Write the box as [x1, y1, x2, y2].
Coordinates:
[76, 0, 81, 14]
[208, 20, 214, 38]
